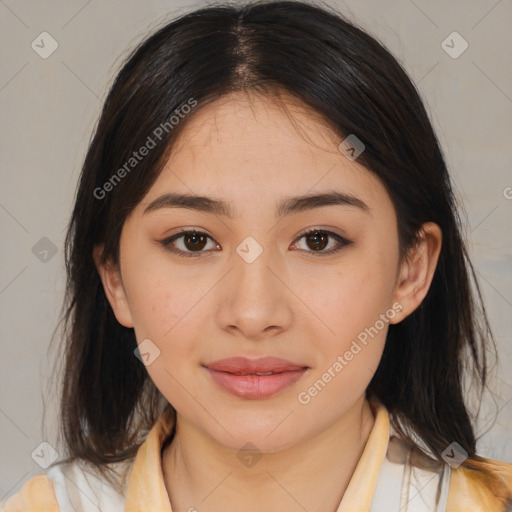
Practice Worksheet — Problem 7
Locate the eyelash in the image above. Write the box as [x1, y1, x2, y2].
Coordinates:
[159, 228, 353, 258]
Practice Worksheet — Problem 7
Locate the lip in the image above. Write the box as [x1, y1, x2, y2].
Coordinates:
[203, 356, 308, 399]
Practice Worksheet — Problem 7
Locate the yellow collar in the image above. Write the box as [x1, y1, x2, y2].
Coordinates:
[124, 401, 389, 511]
[336, 400, 389, 511]
[125, 405, 175, 511]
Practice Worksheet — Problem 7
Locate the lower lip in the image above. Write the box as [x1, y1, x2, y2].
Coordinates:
[205, 367, 307, 399]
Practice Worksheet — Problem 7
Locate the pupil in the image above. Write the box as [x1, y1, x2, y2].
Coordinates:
[185, 233, 206, 251]
[182, 232, 329, 252]
[308, 232, 327, 251]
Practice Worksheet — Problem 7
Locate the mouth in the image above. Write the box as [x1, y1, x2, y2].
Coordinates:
[203, 356, 309, 399]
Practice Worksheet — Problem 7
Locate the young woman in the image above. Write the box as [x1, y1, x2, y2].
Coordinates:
[2, 1, 511, 510]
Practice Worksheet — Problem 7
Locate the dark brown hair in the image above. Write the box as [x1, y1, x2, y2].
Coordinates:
[45, 0, 510, 504]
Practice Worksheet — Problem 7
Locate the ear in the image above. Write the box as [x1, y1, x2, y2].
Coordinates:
[389, 222, 442, 324]
[93, 244, 134, 328]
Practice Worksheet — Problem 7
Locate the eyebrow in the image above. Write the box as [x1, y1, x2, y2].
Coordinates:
[143, 191, 371, 218]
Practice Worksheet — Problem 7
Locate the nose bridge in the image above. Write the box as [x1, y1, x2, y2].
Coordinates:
[215, 234, 292, 338]
[232, 234, 278, 299]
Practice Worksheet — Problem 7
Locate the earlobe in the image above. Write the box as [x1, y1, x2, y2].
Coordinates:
[389, 222, 442, 324]
[92, 245, 135, 328]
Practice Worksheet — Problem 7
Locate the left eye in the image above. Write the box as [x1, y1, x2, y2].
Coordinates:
[161, 230, 219, 256]
[160, 229, 352, 257]
[292, 229, 352, 255]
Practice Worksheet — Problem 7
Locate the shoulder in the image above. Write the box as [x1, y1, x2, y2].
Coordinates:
[1, 473, 58, 512]
[448, 457, 512, 511]
[1, 459, 133, 512]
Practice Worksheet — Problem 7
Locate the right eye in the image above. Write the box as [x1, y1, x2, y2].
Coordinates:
[159, 230, 220, 258]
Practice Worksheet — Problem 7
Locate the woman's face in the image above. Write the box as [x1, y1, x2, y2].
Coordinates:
[97, 91, 426, 452]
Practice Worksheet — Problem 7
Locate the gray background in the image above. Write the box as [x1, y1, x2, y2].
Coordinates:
[1, 0, 511, 501]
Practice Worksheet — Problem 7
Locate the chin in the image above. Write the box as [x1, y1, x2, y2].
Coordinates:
[204, 417, 304, 453]
[221, 431, 300, 454]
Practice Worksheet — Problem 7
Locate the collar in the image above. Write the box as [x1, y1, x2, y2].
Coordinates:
[336, 399, 390, 511]
[125, 400, 390, 512]
[125, 405, 175, 511]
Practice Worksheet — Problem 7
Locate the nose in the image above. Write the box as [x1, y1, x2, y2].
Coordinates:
[215, 244, 294, 342]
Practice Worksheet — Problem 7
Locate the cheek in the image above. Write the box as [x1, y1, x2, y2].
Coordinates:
[124, 269, 202, 404]
[123, 252, 202, 339]
[302, 253, 395, 342]
[296, 269, 390, 414]
[296, 248, 395, 397]
[123, 260, 211, 397]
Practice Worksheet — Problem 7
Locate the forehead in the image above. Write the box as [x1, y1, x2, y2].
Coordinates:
[170, 90, 342, 160]
[138, 91, 392, 218]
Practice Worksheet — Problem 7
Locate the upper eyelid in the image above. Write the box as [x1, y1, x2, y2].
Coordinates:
[166, 228, 343, 240]
[163, 228, 349, 250]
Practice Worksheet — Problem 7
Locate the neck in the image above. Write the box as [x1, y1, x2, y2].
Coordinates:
[162, 396, 375, 512]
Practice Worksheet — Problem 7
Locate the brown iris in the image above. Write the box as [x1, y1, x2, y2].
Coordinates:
[304, 231, 328, 251]
[183, 232, 208, 251]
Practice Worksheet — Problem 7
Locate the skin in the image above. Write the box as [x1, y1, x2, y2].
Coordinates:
[94, 90, 442, 512]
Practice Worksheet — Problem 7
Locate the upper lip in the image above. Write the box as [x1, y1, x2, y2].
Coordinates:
[203, 356, 308, 374]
